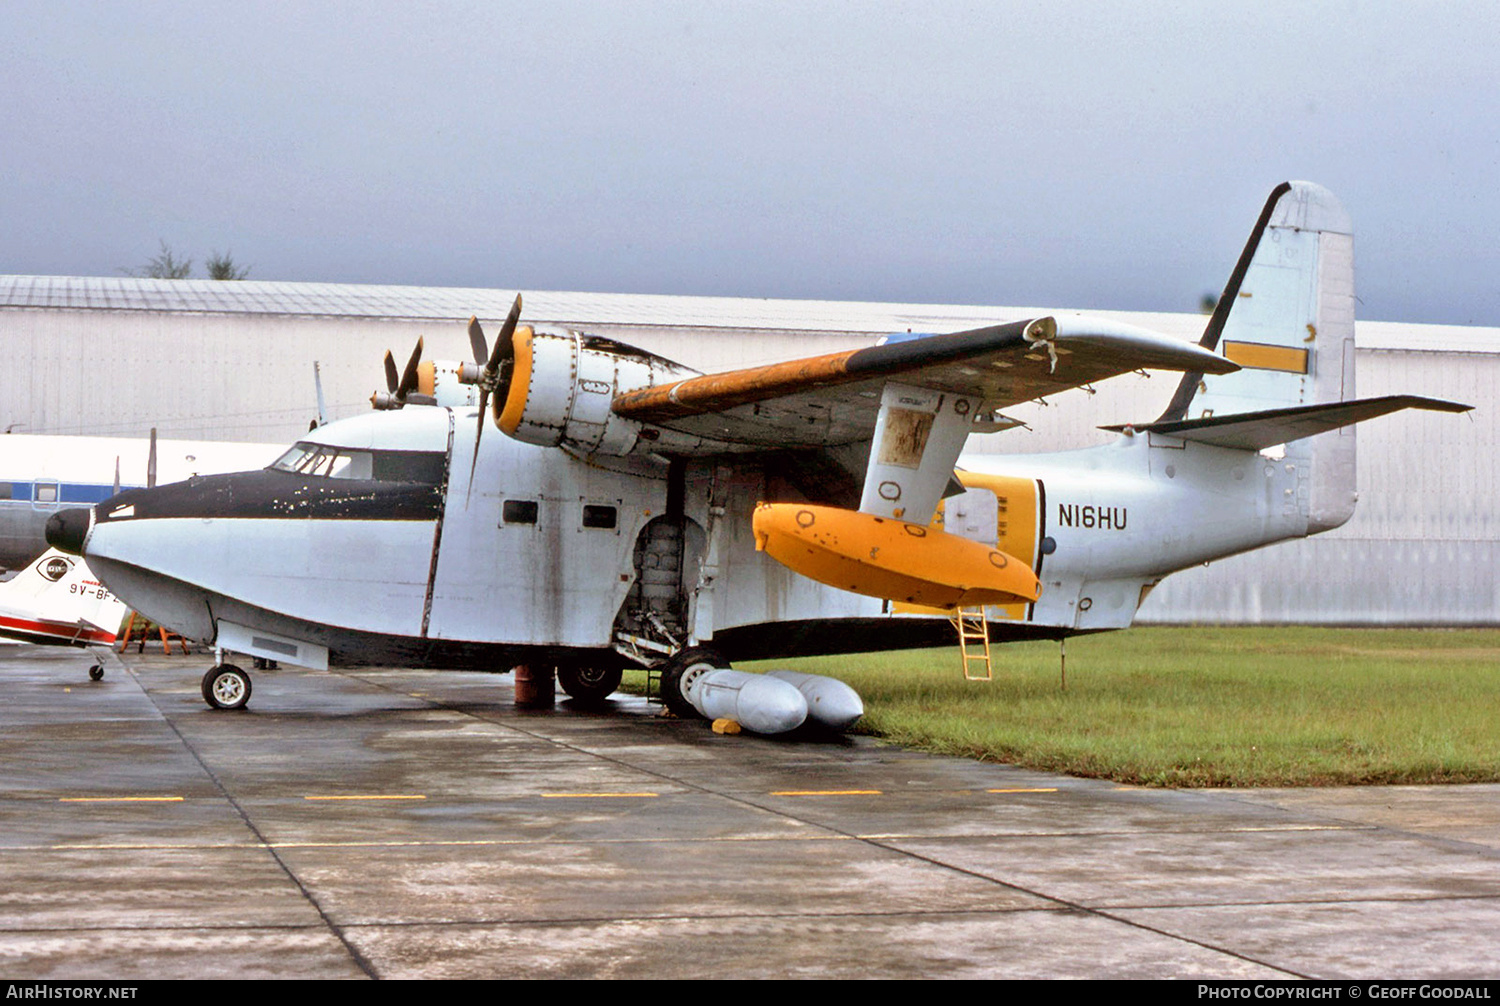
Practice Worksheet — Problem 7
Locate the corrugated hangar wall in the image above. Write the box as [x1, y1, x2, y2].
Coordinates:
[0, 310, 877, 442]
[1, 277, 1492, 625]
[1139, 346, 1495, 625]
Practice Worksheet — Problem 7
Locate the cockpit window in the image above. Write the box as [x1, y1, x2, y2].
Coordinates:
[270, 444, 445, 484]
[271, 444, 364, 478]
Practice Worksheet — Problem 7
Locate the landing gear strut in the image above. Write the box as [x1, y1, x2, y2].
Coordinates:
[202, 664, 252, 710]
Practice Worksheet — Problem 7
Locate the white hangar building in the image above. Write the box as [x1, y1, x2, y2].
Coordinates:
[1, 275, 1491, 626]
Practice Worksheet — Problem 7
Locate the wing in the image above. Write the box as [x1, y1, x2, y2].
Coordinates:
[613, 316, 1238, 450]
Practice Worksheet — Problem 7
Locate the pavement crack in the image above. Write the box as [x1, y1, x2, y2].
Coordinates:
[120, 657, 382, 980]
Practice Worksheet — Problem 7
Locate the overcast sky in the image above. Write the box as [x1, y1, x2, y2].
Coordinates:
[4, 2, 1497, 325]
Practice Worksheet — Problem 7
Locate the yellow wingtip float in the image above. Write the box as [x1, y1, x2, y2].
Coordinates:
[752, 503, 1040, 609]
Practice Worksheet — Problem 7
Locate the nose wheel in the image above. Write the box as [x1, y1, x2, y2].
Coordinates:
[202, 664, 252, 710]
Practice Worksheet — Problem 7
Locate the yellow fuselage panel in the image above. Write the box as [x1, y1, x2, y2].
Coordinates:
[958, 470, 1042, 621]
[752, 503, 1040, 609]
[900, 472, 1044, 619]
[955, 472, 1041, 565]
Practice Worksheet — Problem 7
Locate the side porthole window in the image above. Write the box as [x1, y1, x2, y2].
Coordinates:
[502, 500, 538, 525]
[581, 504, 617, 530]
[35, 484, 58, 503]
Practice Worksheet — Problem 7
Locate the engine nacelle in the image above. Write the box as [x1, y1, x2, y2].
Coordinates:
[495, 326, 700, 456]
[417, 360, 480, 408]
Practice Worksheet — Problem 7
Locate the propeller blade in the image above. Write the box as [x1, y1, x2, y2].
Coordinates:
[383, 351, 399, 394]
[466, 388, 489, 506]
[467, 293, 521, 506]
[396, 337, 424, 400]
[487, 294, 523, 373]
[147, 428, 157, 489]
[467, 316, 487, 365]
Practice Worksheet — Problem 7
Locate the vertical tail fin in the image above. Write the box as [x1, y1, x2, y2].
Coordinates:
[1161, 181, 1355, 420]
[1160, 181, 1358, 531]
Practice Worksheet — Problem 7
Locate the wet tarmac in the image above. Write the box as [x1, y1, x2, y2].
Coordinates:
[2, 642, 1498, 979]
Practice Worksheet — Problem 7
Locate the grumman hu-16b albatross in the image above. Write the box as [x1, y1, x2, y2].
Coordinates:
[46, 183, 1469, 731]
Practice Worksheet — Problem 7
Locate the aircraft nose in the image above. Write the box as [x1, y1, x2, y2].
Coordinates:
[46, 507, 93, 556]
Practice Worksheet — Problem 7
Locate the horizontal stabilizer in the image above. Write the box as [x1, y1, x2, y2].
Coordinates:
[1102, 395, 1472, 451]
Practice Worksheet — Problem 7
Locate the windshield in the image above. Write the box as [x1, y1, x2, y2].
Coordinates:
[269, 443, 445, 484]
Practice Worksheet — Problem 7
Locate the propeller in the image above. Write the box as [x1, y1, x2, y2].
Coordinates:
[397, 337, 424, 401]
[466, 293, 523, 502]
[370, 337, 432, 409]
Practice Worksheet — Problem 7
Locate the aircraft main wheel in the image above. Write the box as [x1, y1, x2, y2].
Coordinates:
[557, 665, 623, 706]
[88, 664, 104, 681]
[201, 665, 252, 710]
[658, 646, 726, 720]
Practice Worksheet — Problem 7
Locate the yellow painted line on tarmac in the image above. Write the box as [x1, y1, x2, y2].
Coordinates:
[266, 834, 851, 849]
[58, 796, 184, 803]
[770, 789, 882, 796]
[272, 839, 534, 849]
[1227, 824, 1361, 833]
[987, 787, 1058, 794]
[303, 794, 427, 801]
[49, 841, 255, 850]
[541, 792, 660, 799]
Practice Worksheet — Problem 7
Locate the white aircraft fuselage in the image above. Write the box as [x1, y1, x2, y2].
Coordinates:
[63, 403, 1314, 671]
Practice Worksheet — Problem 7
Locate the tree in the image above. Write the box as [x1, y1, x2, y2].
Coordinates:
[127, 240, 194, 279]
[206, 250, 250, 281]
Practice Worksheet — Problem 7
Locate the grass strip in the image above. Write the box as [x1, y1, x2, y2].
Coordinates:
[712, 626, 1500, 787]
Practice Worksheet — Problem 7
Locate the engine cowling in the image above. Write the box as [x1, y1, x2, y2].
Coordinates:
[494, 326, 700, 456]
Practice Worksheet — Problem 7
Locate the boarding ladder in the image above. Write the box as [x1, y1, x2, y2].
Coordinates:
[951, 607, 993, 681]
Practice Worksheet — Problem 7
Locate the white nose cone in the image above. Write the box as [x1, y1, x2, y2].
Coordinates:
[766, 670, 864, 731]
[688, 669, 808, 734]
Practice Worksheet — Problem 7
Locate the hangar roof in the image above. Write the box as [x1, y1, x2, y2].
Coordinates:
[0, 274, 1064, 331]
[1, 274, 1494, 353]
